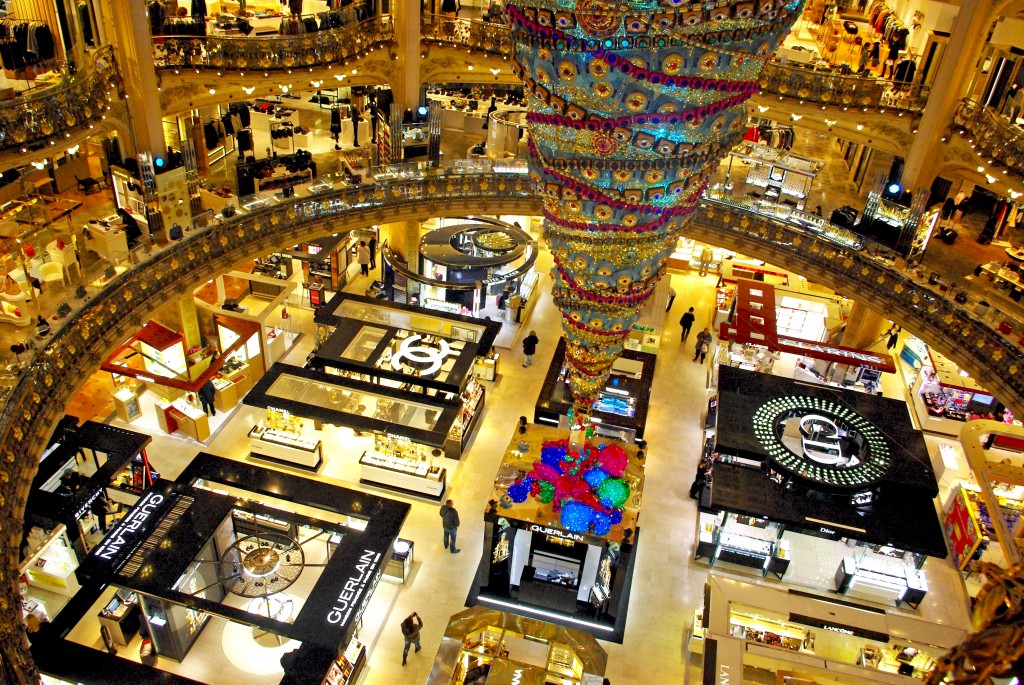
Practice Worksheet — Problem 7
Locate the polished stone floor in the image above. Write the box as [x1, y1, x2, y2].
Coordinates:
[52, 223, 976, 685]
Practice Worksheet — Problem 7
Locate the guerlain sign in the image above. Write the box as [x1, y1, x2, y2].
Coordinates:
[94, 491, 166, 561]
[528, 523, 586, 543]
[326, 549, 383, 627]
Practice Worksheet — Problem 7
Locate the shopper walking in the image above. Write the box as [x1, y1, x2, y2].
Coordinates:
[439, 499, 461, 553]
[680, 307, 695, 342]
[693, 328, 712, 363]
[400, 612, 423, 666]
[357, 241, 370, 276]
[522, 330, 539, 367]
[368, 236, 377, 270]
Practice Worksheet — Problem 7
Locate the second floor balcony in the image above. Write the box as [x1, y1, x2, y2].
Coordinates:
[154, 15, 395, 72]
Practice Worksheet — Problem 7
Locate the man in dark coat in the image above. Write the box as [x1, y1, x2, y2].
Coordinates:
[439, 499, 460, 553]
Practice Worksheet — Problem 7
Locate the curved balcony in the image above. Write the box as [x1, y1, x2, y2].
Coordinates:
[154, 16, 394, 72]
[0, 168, 1022, 680]
[955, 99, 1024, 179]
[0, 46, 124, 154]
[759, 61, 930, 113]
[420, 14, 514, 58]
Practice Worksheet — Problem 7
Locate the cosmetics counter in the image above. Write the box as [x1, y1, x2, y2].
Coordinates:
[359, 433, 448, 500]
[65, 455, 409, 684]
[423, 607, 607, 685]
[324, 637, 366, 685]
[26, 419, 155, 560]
[535, 337, 656, 441]
[248, 407, 324, 471]
[475, 424, 645, 643]
[695, 512, 791, 579]
[312, 293, 502, 458]
[245, 363, 464, 496]
[693, 576, 953, 685]
[835, 556, 928, 608]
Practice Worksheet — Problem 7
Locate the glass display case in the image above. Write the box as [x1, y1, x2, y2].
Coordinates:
[20, 525, 81, 598]
[248, 408, 323, 471]
[359, 434, 447, 499]
[324, 637, 366, 685]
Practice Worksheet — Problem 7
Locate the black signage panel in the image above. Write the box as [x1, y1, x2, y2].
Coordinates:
[76, 481, 176, 582]
[788, 613, 890, 643]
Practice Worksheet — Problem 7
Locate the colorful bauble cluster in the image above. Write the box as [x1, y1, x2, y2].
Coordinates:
[509, 0, 804, 413]
[507, 439, 631, 535]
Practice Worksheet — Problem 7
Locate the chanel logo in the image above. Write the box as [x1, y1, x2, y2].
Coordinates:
[390, 334, 452, 377]
[798, 414, 847, 466]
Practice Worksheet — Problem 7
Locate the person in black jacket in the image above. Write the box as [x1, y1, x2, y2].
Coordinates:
[198, 379, 216, 416]
[522, 330, 539, 367]
[680, 307, 695, 341]
[118, 208, 143, 248]
[439, 500, 460, 553]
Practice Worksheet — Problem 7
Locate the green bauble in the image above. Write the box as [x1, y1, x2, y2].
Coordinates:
[597, 477, 630, 508]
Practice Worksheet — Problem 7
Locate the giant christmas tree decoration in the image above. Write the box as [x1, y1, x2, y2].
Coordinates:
[509, 0, 804, 413]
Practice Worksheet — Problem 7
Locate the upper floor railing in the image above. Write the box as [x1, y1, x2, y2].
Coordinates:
[759, 60, 930, 113]
[0, 163, 1022, 682]
[0, 46, 123, 154]
[154, 15, 394, 72]
[420, 14, 514, 58]
[955, 99, 1024, 180]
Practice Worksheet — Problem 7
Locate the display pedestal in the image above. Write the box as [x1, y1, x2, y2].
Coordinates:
[359, 451, 446, 499]
[248, 425, 323, 471]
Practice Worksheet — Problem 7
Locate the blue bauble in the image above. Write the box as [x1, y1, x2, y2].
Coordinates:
[560, 501, 595, 533]
[592, 511, 612, 536]
[508, 481, 530, 503]
[583, 468, 609, 488]
[609, 509, 623, 525]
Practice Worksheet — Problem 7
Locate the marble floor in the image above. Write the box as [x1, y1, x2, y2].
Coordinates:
[47, 213, 978, 685]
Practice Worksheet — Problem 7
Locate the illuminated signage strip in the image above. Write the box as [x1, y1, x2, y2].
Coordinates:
[804, 517, 867, 534]
[776, 337, 897, 374]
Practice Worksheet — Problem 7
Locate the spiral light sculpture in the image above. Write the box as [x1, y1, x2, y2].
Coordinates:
[508, 0, 805, 413]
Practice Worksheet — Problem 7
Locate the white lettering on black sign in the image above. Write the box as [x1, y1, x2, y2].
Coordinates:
[94, 492, 165, 561]
[528, 524, 585, 542]
[326, 549, 383, 628]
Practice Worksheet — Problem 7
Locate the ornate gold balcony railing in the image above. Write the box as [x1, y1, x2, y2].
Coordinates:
[154, 15, 394, 71]
[956, 99, 1024, 179]
[420, 14, 514, 58]
[0, 46, 124, 153]
[759, 60, 930, 112]
[0, 166, 1022, 682]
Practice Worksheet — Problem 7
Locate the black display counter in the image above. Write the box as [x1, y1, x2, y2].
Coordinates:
[534, 338, 656, 441]
[472, 424, 646, 644]
[245, 363, 461, 449]
[314, 291, 501, 355]
[27, 417, 154, 558]
[707, 366, 947, 559]
[75, 453, 409, 685]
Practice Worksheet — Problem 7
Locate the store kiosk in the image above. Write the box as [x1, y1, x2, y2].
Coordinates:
[698, 367, 946, 606]
[245, 363, 461, 497]
[424, 607, 607, 685]
[313, 293, 502, 458]
[26, 418, 154, 559]
[535, 337, 656, 441]
[692, 575, 961, 685]
[473, 424, 645, 643]
[73, 454, 409, 685]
